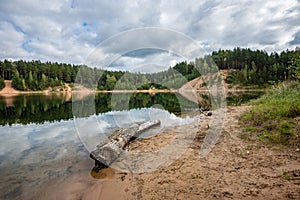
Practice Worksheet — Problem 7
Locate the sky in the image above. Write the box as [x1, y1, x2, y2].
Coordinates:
[0, 0, 299, 72]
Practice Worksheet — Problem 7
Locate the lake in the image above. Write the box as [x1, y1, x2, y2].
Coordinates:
[0, 91, 263, 199]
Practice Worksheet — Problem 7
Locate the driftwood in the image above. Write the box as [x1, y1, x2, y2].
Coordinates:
[90, 120, 161, 166]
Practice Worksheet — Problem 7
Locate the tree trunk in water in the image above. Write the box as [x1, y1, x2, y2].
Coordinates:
[90, 120, 160, 166]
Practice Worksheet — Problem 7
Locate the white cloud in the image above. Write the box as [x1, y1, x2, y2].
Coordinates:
[0, 22, 29, 59]
[0, 0, 299, 71]
[110, 51, 185, 73]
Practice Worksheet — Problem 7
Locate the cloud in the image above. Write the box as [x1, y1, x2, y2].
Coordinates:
[0, 21, 29, 59]
[289, 31, 300, 45]
[109, 49, 184, 73]
[0, 0, 299, 72]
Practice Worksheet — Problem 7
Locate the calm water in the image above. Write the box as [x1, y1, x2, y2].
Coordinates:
[0, 91, 263, 199]
[0, 92, 200, 199]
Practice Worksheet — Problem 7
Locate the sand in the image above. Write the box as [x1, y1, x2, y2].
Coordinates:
[0, 80, 20, 96]
[37, 105, 299, 200]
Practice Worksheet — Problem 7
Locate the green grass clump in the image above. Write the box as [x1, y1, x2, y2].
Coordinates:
[241, 81, 300, 146]
[240, 133, 250, 140]
[279, 121, 295, 136]
[244, 126, 256, 132]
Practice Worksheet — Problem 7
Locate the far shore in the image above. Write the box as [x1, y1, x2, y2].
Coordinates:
[0, 88, 266, 95]
[0, 77, 267, 99]
[0, 88, 178, 95]
[0, 87, 267, 98]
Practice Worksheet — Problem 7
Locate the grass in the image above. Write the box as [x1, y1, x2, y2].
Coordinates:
[241, 81, 300, 146]
[244, 126, 256, 132]
[279, 121, 295, 136]
[231, 96, 243, 106]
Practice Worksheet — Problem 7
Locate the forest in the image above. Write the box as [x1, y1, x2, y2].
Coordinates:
[0, 60, 80, 91]
[0, 59, 201, 91]
[212, 47, 300, 85]
[0, 47, 299, 91]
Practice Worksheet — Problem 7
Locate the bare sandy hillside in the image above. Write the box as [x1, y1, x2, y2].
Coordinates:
[0, 80, 20, 95]
[178, 70, 232, 104]
[0, 80, 75, 97]
[179, 69, 235, 92]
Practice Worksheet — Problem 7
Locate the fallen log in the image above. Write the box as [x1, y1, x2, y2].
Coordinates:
[90, 120, 161, 166]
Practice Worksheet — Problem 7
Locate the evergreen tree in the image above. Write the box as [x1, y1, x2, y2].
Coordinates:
[106, 74, 117, 90]
[0, 77, 4, 90]
[288, 51, 300, 80]
[11, 68, 24, 90]
[27, 71, 34, 89]
[39, 73, 48, 90]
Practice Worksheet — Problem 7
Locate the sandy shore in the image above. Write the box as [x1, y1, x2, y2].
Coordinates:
[0, 80, 177, 98]
[29, 105, 299, 200]
[0, 80, 66, 98]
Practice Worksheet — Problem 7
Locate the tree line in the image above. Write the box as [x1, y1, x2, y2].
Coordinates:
[212, 47, 300, 85]
[67, 47, 300, 89]
[74, 60, 204, 91]
[0, 47, 299, 91]
[0, 59, 203, 91]
[0, 60, 80, 90]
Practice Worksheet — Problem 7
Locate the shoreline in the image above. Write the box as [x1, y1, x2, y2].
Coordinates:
[0, 80, 180, 96]
[0, 88, 266, 95]
[0, 89, 177, 97]
[0, 88, 179, 96]
[0, 75, 268, 98]
[26, 105, 299, 199]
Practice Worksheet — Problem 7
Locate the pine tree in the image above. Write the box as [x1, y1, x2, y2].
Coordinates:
[28, 71, 34, 89]
[288, 52, 300, 80]
[0, 77, 5, 90]
[39, 73, 48, 90]
[11, 68, 23, 90]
